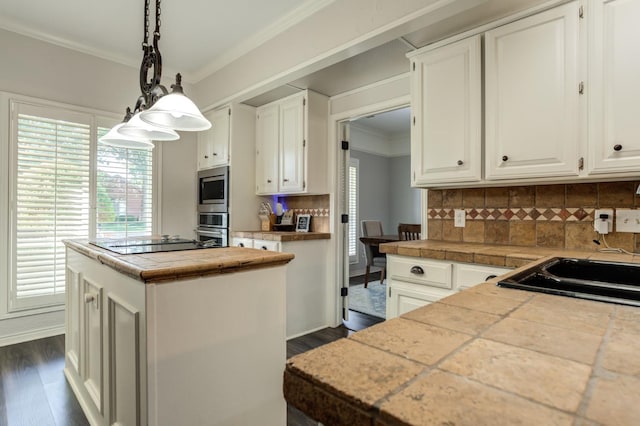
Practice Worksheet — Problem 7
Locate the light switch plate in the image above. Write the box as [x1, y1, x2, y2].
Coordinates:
[594, 209, 614, 234]
[454, 209, 466, 228]
[616, 209, 640, 233]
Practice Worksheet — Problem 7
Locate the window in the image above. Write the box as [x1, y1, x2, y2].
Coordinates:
[96, 127, 153, 239]
[348, 158, 359, 263]
[9, 100, 156, 311]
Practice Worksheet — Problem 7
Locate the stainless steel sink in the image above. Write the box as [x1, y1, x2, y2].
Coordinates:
[497, 257, 640, 307]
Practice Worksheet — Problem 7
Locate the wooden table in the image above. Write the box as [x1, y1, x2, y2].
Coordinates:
[359, 235, 400, 245]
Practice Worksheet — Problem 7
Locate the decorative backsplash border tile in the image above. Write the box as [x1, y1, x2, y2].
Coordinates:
[291, 208, 330, 217]
[429, 207, 596, 222]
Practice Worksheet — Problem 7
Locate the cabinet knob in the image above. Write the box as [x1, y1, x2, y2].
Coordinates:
[283, 178, 289, 182]
[213, 152, 218, 156]
[260, 246, 268, 250]
[84, 294, 95, 304]
[267, 179, 272, 183]
[238, 243, 244, 247]
[457, 160, 464, 166]
[502, 155, 509, 162]
[204, 155, 209, 159]
[410, 266, 424, 275]
[613, 144, 622, 151]
[485, 274, 498, 281]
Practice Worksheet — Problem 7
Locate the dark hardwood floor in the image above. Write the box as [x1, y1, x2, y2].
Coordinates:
[0, 335, 88, 426]
[0, 277, 382, 426]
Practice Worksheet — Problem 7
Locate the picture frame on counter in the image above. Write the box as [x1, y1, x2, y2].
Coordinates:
[295, 214, 311, 232]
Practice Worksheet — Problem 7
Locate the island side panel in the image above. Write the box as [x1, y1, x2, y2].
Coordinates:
[146, 265, 287, 426]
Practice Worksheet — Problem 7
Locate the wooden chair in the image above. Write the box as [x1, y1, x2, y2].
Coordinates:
[361, 220, 386, 288]
[398, 223, 421, 241]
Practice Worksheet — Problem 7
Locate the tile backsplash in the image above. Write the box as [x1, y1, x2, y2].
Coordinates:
[275, 194, 330, 232]
[427, 181, 640, 253]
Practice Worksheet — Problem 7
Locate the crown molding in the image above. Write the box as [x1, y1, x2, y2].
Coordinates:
[189, 0, 336, 83]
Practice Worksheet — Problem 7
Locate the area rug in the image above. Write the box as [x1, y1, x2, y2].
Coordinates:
[349, 281, 386, 319]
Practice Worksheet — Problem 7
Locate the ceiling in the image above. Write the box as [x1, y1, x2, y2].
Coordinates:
[0, 0, 553, 132]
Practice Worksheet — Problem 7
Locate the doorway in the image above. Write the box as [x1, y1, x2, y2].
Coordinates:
[340, 106, 420, 330]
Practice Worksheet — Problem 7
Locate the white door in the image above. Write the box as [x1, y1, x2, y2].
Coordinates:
[485, 2, 580, 179]
[411, 35, 482, 185]
[588, 0, 640, 174]
[279, 93, 305, 193]
[255, 103, 279, 194]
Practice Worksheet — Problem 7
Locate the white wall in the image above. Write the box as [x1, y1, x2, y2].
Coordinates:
[0, 28, 197, 344]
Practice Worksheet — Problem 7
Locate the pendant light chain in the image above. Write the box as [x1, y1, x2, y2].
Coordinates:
[100, 0, 211, 147]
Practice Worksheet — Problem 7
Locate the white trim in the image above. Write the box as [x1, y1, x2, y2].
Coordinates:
[0, 324, 64, 347]
[190, 0, 337, 83]
[329, 97, 411, 328]
[286, 324, 329, 341]
[330, 73, 410, 103]
[406, 0, 568, 57]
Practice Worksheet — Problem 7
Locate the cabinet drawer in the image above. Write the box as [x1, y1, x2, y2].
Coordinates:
[253, 239, 281, 252]
[455, 263, 511, 290]
[389, 257, 452, 289]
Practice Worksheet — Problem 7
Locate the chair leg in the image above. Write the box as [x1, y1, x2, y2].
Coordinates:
[364, 265, 370, 289]
[380, 267, 385, 284]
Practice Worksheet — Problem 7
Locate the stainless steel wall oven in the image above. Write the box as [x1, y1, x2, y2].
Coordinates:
[197, 166, 229, 247]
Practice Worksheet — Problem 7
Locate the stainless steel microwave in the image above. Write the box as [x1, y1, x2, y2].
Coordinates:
[198, 166, 229, 213]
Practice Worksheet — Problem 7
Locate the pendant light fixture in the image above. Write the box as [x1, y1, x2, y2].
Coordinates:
[100, 0, 210, 149]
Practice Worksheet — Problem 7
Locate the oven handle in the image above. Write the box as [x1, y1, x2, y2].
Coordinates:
[195, 229, 226, 237]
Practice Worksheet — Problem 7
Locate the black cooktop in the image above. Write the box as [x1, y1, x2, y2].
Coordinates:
[90, 237, 218, 254]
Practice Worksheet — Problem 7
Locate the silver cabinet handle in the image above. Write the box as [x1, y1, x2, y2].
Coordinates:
[410, 266, 424, 275]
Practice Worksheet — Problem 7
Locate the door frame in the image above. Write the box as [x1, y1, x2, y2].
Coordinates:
[328, 96, 412, 327]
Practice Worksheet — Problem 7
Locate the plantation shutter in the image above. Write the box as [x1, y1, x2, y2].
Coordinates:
[348, 159, 358, 263]
[13, 103, 91, 309]
[96, 127, 154, 239]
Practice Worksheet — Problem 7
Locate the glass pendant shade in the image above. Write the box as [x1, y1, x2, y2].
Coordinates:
[118, 111, 180, 141]
[139, 93, 212, 131]
[99, 123, 155, 150]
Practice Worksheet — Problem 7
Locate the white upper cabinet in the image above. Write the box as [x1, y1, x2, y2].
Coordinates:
[588, 0, 640, 174]
[279, 94, 306, 192]
[410, 35, 482, 186]
[256, 103, 280, 194]
[255, 90, 328, 195]
[485, 1, 581, 180]
[197, 107, 230, 170]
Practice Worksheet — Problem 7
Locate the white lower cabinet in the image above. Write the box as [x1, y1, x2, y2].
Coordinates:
[230, 236, 328, 338]
[386, 255, 512, 319]
[65, 249, 146, 426]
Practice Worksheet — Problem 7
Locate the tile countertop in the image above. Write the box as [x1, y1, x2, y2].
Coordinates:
[231, 231, 331, 241]
[284, 244, 640, 425]
[64, 240, 294, 284]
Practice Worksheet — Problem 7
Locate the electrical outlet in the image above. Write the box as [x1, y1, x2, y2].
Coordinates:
[594, 209, 614, 234]
[454, 209, 466, 228]
[616, 209, 640, 233]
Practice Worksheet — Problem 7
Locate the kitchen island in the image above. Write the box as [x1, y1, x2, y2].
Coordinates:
[63, 240, 294, 426]
[284, 243, 640, 425]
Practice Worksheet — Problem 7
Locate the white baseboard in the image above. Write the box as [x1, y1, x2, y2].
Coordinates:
[286, 324, 331, 341]
[0, 325, 65, 347]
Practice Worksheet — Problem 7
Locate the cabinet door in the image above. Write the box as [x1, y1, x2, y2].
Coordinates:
[279, 94, 305, 193]
[411, 35, 482, 185]
[108, 296, 141, 426]
[485, 2, 580, 180]
[82, 278, 104, 415]
[65, 266, 81, 375]
[198, 108, 230, 170]
[231, 237, 254, 248]
[386, 282, 451, 319]
[588, 0, 640, 174]
[256, 104, 279, 194]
